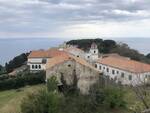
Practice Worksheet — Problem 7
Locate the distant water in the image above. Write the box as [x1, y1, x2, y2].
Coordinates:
[0, 38, 67, 66]
[113, 38, 150, 55]
[0, 38, 150, 66]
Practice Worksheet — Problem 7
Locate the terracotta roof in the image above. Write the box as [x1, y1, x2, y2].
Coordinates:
[102, 53, 130, 60]
[46, 54, 71, 69]
[64, 47, 84, 53]
[28, 49, 67, 58]
[97, 56, 150, 73]
[46, 54, 100, 72]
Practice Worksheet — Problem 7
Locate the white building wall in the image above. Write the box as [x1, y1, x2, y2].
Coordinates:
[28, 58, 48, 71]
[95, 63, 150, 86]
[28, 58, 43, 63]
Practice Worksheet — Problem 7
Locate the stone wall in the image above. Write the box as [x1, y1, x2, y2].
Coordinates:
[46, 60, 100, 94]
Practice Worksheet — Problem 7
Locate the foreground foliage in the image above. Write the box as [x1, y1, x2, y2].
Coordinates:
[21, 76, 128, 113]
[0, 84, 45, 113]
[0, 71, 45, 91]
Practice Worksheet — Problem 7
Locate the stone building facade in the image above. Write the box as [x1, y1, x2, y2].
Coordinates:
[46, 55, 101, 94]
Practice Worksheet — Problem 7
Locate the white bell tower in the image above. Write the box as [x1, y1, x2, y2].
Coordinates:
[90, 42, 99, 61]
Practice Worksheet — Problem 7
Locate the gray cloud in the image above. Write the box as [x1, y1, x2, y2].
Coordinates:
[0, 0, 150, 37]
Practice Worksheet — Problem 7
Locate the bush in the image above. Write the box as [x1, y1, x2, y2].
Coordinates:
[0, 74, 9, 81]
[0, 71, 46, 91]
[21, 75, 128, 113]
[90, 84, 127, 109]
[21, 77, 61, 113]
[103, 87, 126, 109]
[47, 76, 58, 92]
[21, 90, 49, 113]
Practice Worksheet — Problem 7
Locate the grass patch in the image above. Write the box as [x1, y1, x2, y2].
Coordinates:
[0, 84, 45, 113]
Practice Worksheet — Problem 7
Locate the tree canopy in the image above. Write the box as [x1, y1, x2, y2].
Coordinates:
[5, 53, 29, 73]
[66, 38, 116, 53]
[67, 38, 150, 64]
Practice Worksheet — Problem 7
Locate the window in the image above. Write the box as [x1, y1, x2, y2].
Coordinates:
[77, 55, 79, 57]
[117, 71, 119, 74]
[95, 64, 97, 68]
[32, 65, 34, 69]
[68, 64, 71, 67]
[99, 66, 101, 70]
[103, 67, 105, 70]
[39, 65, 41, 69]
[145, 75, 148, 78]
[107, 68, 109, 72]
[88, 56, 90, 58]
[129, 75, 132, 80]
[42, 58, 47, 64]
[94, 51, 96, 53]
[35, 65, 38, 69]
[112, 70, 115, 74]
[121, 73, 124, 78]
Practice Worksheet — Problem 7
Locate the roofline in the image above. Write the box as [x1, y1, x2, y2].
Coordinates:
[28, 57, 51, 58]
[46, 59, 73, 70]
[96, 62, 150, 74]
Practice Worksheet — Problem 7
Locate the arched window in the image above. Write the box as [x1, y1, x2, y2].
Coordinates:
[35, 65, 38, 69]
[39, 65, 41, 69]
[32, 65, 34, 69]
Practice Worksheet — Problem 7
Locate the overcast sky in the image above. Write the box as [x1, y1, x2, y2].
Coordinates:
[0, 0, 150, 38]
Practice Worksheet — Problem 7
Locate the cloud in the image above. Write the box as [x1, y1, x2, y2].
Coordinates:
[0, 0, 150, 38]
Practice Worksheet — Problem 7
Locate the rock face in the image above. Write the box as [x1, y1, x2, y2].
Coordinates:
[46, 55, 101, 94]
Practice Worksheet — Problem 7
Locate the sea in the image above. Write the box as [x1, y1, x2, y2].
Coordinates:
[0, 38, 150, 66]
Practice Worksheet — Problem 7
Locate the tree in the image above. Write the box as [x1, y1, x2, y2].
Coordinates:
[5, 53, 29, 73]
[146, 53, 150, 59]
[130, 77, 150, 113]
[0, 65, 2, 71]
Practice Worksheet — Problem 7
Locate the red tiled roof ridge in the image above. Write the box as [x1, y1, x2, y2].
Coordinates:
[46, 54, 100, 72]
[28, 48, 67, 58]
[97, 56, 150, 73]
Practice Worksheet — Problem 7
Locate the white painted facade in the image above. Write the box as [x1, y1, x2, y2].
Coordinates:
[85, 43, 99, 63]
[95, 63, 150, 86]
[27, 58, 47, 71]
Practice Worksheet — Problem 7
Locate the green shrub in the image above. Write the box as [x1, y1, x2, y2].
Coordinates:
[0, 74, 9, 81]
[21, 75, 127, 113]
[103, 87, 126, 109]
[21, 89, 49, 113]
[21, 79, 61, 113]
[0, 71, 46, 91]
[90, 84, 127, 109]
[47, 76, 58, 92]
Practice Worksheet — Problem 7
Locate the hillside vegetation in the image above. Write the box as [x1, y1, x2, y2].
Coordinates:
[67, 38, 150, 64]
[0, 84, 45, 113]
